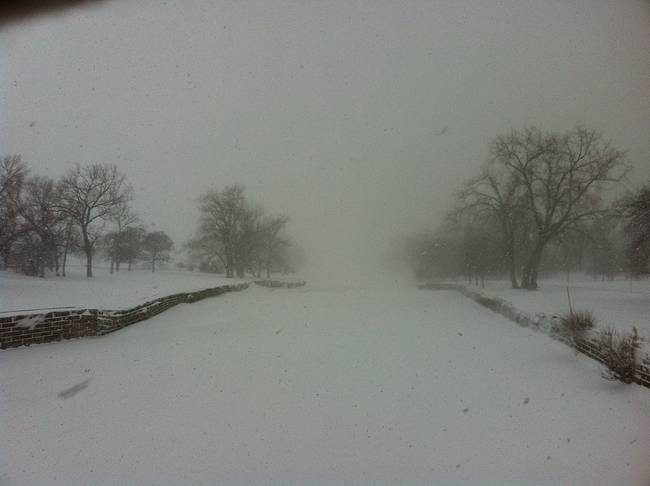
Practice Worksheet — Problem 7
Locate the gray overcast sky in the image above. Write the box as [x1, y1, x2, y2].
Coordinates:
[1, 0, 650, 278]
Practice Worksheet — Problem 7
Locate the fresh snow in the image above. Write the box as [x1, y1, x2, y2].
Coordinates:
[14, 314, 45, 330]
[469, 275, 650, 343]
[0, 268, 247, 313]
[1, 283, 648, 485]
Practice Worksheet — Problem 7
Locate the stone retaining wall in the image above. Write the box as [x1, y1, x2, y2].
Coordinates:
[254, 280, 306, 288]
[418, 282, 650, 389]
[0, 283, 249, 350]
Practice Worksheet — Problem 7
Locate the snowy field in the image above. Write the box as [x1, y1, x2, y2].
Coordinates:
[1, 283, 648, 485]
[0, 267, 247, 313]
[471, 275, 650, 341]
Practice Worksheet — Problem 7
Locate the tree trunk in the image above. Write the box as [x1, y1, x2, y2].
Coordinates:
[86, 250, 93, 278]
[577, 237, 585, 272]
[151, 252, 156, 272]
[226, 253, 234, 278]
[507, 238, 519, 289]
[110, 256, 114, 274]
[38, 257, 45, 278]
[521, 243, 545, 290]
[509, 263, 519, 289]
[62, 218, 73, 277]
[82, 227, 93, 278]
[236, 264, 245, 278]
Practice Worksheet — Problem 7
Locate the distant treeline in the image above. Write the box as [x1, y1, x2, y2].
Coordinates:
[186, 184, 304, 278]
[403, 125, 650, 289]
[0, 157, 303, 278]
[0, 158, 174, 277]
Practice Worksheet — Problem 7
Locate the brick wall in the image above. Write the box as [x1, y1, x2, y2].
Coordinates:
[418, 282, 650, 390]
[0, 283, 249, 350]
[254, 280, 306, 288]
[637, 356, 650, 388]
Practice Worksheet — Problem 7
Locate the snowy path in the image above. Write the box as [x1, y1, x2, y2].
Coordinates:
[1, 284, 649, 485]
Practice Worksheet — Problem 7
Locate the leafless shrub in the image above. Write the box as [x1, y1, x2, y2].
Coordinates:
[559, 310, 596, 344]
[596, 327, 642, 384]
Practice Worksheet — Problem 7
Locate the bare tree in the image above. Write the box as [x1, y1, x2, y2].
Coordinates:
[60, 216, 77, 277]
[404, 231, 459, 282]
[442, 207, 504, 287]
[105, 202, 139, 273]
[277, 241, 305, 274]
[120, 226, 145, 271]
[492, 125, 627, 289]
[618, 183, 650, 276]
[58, 163, 132, 277]
[142, 231, 173, 272]
[258, 214, 290, 278]
[233, 204, 264, 278]
[583, 215, 625, 281]
[457, 161, 526, 288]
[186, 232, 224, 274]
[193, 185, 298, 278]
[196, 185, 248, 278]
[15, 176, 67, 277]
[0, 155, 28, 268]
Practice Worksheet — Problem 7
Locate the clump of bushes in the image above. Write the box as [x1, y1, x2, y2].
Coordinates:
[596, 327, 642, 384]
[559, 310, 596, 344]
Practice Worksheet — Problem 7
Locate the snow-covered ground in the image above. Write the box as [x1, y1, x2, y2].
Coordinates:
[1, 283, 648, 485]
[470, 275, 650, 341]
[0, 267, 247, 313]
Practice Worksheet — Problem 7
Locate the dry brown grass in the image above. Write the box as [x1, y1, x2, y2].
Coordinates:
[559, 310, 596, 343]
[596, 327, 642, 384]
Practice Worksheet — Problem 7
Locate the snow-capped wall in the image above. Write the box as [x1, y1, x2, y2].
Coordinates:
[254, 280, 307, 288]
[0, 283, 249, 349]
[418, 282, 650, 390]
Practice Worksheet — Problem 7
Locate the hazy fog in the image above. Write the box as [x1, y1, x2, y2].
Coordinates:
[2, 0, 649, 279]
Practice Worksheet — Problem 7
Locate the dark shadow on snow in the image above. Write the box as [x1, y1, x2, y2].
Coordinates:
[58, 378, 90, 399]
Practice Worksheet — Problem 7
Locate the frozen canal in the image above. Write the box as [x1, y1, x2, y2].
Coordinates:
[1, 283, 649, 485]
